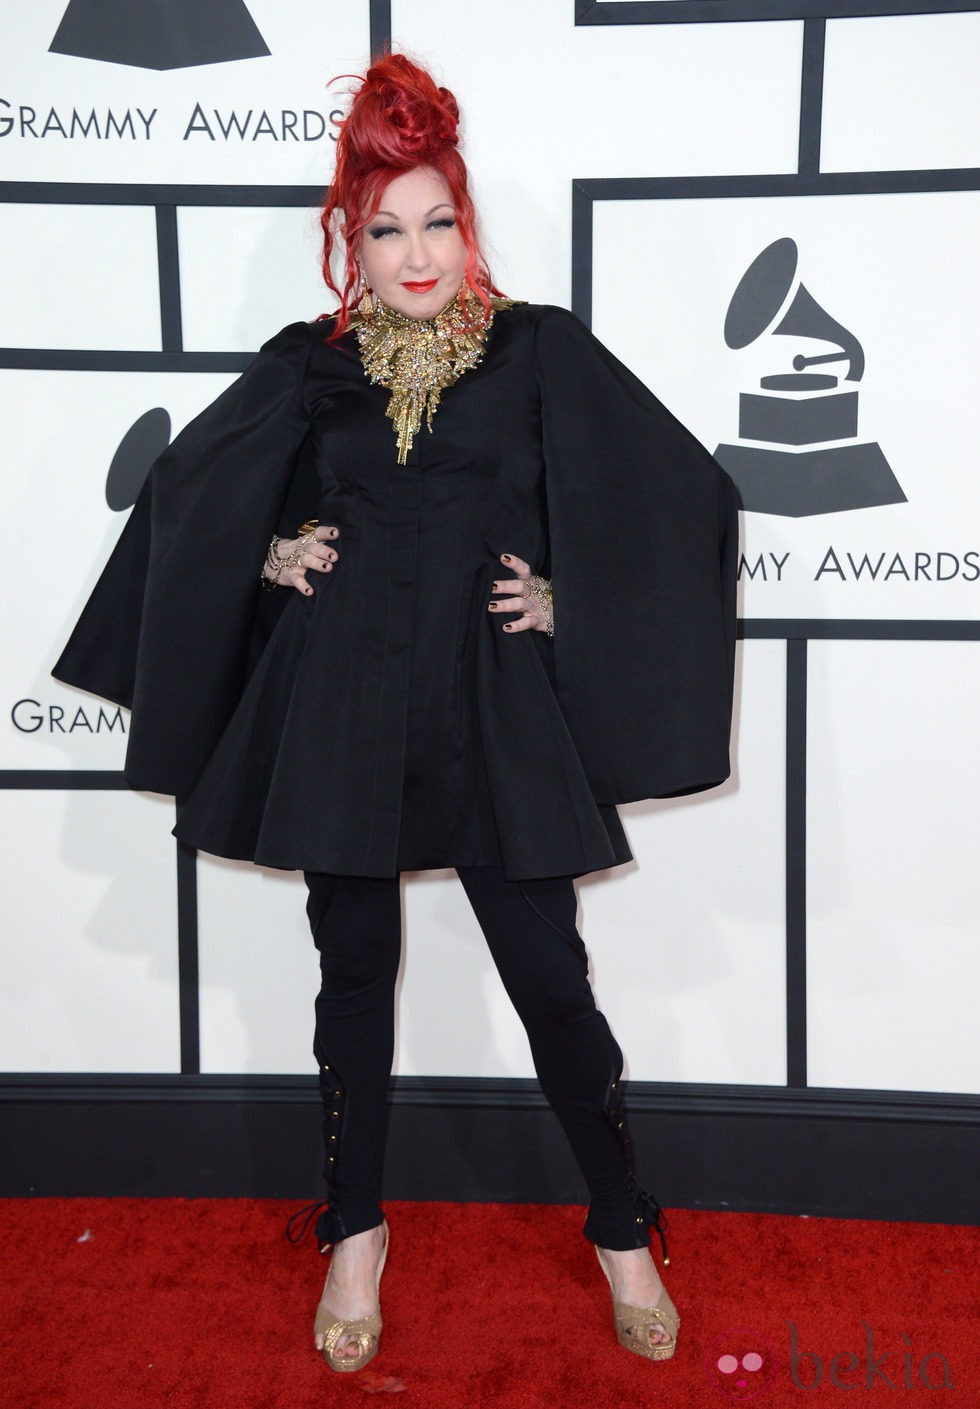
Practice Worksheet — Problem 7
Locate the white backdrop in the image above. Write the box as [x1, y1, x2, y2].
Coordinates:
[1, 0, 978, 1098]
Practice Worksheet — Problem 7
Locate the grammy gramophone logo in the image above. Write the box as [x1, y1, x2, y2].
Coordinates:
[714, 237, 905, 518]
[106, 409, 172, 511]
[49, 0, 270, 71]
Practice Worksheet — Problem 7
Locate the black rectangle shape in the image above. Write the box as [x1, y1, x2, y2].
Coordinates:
[739, 389, 859, 444]
[577, 0, 980, 23]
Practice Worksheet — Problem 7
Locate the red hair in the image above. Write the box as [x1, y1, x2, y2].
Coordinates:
[320, 54, 498, 338]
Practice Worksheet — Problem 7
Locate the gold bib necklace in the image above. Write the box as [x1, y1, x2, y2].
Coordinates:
[353, 288, 517, 464]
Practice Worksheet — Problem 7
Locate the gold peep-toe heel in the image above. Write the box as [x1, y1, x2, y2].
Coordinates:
[595, 1246, 680, 1362]
[314, 1220, 389, 1373]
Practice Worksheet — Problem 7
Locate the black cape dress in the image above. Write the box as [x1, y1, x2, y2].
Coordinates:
[53, 303, 740, 880]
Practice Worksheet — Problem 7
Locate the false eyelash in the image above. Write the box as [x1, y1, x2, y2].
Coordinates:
[366, 218, 456, 239]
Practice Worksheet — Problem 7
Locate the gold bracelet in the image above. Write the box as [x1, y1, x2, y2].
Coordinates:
[528, 574, 554, 636]
[261, 534, 293, 591]
[261, 521, 319, 592]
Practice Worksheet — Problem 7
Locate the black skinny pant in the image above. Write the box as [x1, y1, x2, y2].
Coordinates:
[305, 865, 658, 1252]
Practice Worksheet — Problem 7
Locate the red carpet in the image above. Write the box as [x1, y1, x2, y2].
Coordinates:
[0, 1199, 975, 1407]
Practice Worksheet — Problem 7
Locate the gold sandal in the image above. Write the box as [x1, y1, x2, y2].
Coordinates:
[595, 1246, 680, 1361]
[314, 1221, 389, 1373]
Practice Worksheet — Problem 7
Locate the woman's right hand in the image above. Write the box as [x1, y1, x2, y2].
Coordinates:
[262, 524, 340, 595]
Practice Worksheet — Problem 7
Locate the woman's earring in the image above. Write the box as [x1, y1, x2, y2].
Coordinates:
[359, 266, 374, 318]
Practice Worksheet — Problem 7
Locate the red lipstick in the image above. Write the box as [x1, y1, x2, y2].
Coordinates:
[401, 279, 438, 293]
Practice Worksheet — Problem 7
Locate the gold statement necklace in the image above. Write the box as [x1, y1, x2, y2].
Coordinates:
[353, 287, 517, 464]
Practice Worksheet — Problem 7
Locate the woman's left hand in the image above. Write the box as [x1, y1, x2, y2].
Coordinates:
[489, 554, 554, 635]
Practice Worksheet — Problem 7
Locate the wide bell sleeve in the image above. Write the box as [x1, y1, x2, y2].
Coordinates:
[53, 321, 315, 798]
[535, 306, 739, 804]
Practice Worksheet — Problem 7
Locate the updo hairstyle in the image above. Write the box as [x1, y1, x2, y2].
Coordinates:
[320, 54, 497, 335]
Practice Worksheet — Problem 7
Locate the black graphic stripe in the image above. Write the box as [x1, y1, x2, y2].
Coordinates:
[0, 770, 129, 789]
[0, 182, 325, 206]
[369, 0, 392, 57]
[785, 638, 808, 1088]
[0, 350, 252, 373]
[176, 838, 200, 1076]
[576, 0, 980, 23]
[740, 620, 980, 641]
[155, 205, 183, 353]
[571, 181, 595, 323]
[570, 169, 980, 201]
[799, 18, 826, 177]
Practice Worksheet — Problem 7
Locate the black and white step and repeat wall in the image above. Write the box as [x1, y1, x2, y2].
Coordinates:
[2, 1, 979, 1216]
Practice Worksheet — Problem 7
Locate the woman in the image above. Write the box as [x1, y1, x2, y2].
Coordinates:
[55, 54, 738, 1372]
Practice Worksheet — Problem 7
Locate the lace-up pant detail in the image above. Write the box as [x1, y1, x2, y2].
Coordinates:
[304, 866, 661, 1252]
[307, 873, 401, 1246]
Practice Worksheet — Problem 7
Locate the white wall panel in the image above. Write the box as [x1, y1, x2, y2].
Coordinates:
[197, 856, 533, 1078]
[196, 856, 318, 1074]
[399, 640, 787, 1084]
[177, 205, 328, 351]
[0, 790, 179, 1070]
[577, 639, 787, 1085]
[593, 191, 980, 621]
[807, 640, 980, 1094]
[822, 13, 980, 174]
[1, 369, 236, 770]
[0, 205, 160, 349]
[0, 0, 369, 185]
[392, 0, 802, 305]
[399, 870, 530, 1078]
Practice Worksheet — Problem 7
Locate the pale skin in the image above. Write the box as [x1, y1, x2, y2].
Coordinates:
[263, 164, 672, 1362]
